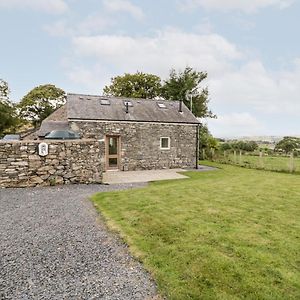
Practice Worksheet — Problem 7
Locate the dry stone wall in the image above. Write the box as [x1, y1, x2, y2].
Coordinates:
[70, 121, 198, 171]
[0, 140, 103, 188]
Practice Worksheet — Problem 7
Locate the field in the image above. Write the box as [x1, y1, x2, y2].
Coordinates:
[213, 153, 300, 173]
[91, 163, 300, 299]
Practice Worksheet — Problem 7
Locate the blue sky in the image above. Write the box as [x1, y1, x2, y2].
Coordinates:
[0, 0, 299, 137]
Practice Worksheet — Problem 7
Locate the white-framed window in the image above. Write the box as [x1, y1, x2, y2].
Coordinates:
[160, 137, 170, 150]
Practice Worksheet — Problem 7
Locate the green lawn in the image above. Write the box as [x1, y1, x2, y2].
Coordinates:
[91, 163, 300, 299]
[214, 154, 300, 173]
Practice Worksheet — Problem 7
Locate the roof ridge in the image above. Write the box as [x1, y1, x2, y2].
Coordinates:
[67, 93, 183, 102]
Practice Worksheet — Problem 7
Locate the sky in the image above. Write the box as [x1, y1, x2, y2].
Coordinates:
[0, 0, 299, 138]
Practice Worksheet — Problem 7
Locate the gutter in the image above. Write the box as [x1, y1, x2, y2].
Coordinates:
[68, 118, 200, 125]
[196, 124, 200, 169]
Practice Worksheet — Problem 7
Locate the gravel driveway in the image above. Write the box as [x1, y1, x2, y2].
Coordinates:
[0, 184, 158, 300]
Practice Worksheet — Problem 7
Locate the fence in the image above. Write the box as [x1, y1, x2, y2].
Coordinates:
[201, 149, 299, 174]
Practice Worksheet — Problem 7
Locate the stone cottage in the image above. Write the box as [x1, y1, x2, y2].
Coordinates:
[36, 93, 200, 171]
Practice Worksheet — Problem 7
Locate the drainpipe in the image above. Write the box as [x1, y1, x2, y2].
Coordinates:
[179, 100, 183, 113]
[196, 124, 200, 169]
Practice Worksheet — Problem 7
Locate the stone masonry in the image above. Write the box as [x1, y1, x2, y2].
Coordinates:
[70, 121, 198, 171]
[0, 140, 103, 188]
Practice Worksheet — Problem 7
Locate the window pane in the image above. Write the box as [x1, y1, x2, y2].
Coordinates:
[161, 138, 169, 148]
[124, 101, 133, 107]
[109, 158, 118, 167]
[157, 103, 166, 108]
[109, 137, 118, 155]
[100, 99, 110, 105]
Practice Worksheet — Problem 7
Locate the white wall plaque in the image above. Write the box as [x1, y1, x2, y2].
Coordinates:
[38, 142, 48, 157]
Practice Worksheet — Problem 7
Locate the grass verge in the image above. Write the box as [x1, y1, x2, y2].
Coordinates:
[91, 163, 300, 299]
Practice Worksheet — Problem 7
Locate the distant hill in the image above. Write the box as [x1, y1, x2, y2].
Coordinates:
[222, 136, 300, 143]
[217, 136, 300, 150]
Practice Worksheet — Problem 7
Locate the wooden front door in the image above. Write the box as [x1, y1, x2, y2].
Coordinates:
[106, 135, 120, 170]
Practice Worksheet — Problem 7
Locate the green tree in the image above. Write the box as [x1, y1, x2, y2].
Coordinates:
[103, 72, 162, 99]
[0, 79, 10, 104]
[199, 125, 218, 159]
[103, 67, 216, 119]
[275, 137, 300, 154]
[0, 102, 16, 136]
[223, 140, 258, 152]
[0, 79, 18, 136]
[220, 142, 232, 151]
[18, 84, 66, 127]
[245, 141, 259, 152]
[162, 67, 216, 118]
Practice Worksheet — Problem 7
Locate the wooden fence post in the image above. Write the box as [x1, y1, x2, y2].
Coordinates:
[289, 152, 295, 173]
[259, 151, 264, 168]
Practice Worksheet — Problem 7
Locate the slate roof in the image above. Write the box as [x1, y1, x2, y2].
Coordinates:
[37, 121, 69, 137]
[44, 105, 68, 122]
[36, 106, 69, 137]
[67, 93, 200, 124]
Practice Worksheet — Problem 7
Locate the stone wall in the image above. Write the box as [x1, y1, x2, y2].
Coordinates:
[0, 139, 103, 188]
[70, 121, 198, 171]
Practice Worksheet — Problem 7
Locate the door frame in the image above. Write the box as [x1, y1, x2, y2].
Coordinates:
[105, 135, 121, 170]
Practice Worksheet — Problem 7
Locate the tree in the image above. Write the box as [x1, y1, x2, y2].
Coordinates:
[18, 84, 66, 127]
[0, 79, 18, 136]
[220, 142, 232, 151]
[0, 79, 10, 104]
[0, 102, 16, 135]
[275, 137, 300, 154]
[245, 141, 259, 152]
[199, 124, 219, 159]
[103, 67, 216, 120]
[103, 72, 162, 99]
[162, 67, 216, 118]
[221, 140, 258, 152]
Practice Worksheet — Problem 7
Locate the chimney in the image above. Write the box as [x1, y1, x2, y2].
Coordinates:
[179, 100, 183, 113]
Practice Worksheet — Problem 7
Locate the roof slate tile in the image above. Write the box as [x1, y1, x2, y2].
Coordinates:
[67, 93, 200, 124]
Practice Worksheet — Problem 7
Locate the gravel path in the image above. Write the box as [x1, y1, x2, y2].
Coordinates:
[0, 183, 159, 300]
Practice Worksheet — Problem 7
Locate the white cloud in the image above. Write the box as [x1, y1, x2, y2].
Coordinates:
[78, 14, 114, 35]
[44, 20, 73, 37]
[210, 59, 300, 117]
[45, 15, 113, 37]
[67, 66, 102, 89]
[102, 0, 144, 20]
[194, 18, 214, 34]
[66, 29, 300, 136]
[207, 113, 266, 137]
[72, 29, 242, 77]
[178, 0, 294, 13]
[0, 0, 68, 14]
[64, 63, 115, 97]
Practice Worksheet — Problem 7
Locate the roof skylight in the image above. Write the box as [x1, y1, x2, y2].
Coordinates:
[100, 99, 110, 105]
[124, 101, 133, 107]
[157, 103, 167, 109]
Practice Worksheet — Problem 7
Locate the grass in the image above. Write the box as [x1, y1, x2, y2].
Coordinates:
[91, 162, 300, 299]
[214, 154, 300, 173]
